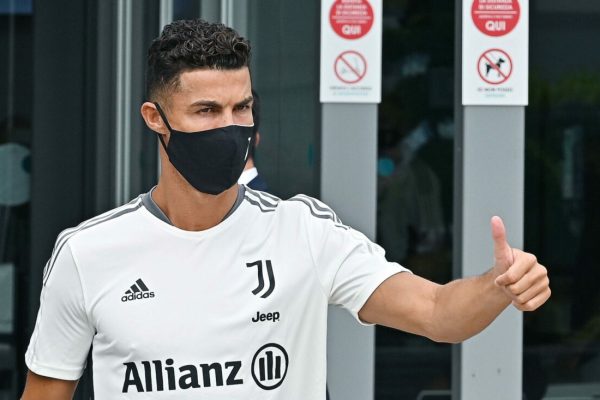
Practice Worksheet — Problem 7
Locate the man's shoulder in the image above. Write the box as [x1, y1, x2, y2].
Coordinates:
[243, 188, 345, 227]
[285, 194, 344, 226]
[42, 195, 146, 285]
[55, 195, 145, 246]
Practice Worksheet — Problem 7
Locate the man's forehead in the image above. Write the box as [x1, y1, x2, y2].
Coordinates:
[173, 67, 252, 103]
[178, 68, 250, 87]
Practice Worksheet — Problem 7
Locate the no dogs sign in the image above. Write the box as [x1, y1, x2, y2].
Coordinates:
[462, 0, 528, 105]
[477, 49, 512, 84]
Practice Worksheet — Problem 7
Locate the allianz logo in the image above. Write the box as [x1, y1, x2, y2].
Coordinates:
[122, 359, 242, 393]
[122, 343, 289, 393]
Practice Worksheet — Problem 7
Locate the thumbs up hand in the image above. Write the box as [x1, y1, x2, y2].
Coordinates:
[491, 216, 551, 311]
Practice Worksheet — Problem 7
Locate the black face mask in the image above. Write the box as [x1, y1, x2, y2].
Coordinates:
[154, 102, 254, 195]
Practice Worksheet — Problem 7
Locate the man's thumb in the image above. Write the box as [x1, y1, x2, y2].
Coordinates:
[491, 216, 513, 267]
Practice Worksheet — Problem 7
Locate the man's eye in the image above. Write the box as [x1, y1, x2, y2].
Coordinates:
[236, 105, 251, 111]
[198, 108, 213, 114]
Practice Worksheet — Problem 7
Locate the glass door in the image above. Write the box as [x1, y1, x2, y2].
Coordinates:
[167, 0, 322, 199]
[0, 1, 33, 397]
[375, 1, 455, 398]
[524, 1, 600, 399]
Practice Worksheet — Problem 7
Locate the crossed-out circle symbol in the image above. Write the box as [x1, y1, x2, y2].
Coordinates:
[334, 50, 368, 84]
[477, 48, 513, 85]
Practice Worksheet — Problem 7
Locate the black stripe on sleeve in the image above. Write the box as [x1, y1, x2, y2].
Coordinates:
[43, 201, 143, 285]
[244, 195, 277, 213]
[256, 189, 281, 203]
[288, 196, 349, 230]
[43, 196, 142, 283]
[297, 195, 341, 224]
[245, 187, 279, 208]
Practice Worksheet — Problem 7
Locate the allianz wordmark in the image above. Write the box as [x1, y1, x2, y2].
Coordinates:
[122, 343, 289, 393]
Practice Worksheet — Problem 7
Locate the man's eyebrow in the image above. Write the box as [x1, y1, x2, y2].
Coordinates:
[188, 100, 222, 109]
[235, 96, 253, 108]
[188, 96, 253, 109]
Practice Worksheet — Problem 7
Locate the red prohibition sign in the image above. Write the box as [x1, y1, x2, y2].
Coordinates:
[471, 0, 520, 37]
[334, 50, 368, 84]
[329, 0, 374, 40]
[477, 48, 513, 85]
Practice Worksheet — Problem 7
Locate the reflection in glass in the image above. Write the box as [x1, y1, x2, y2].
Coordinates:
[171, 0, 321, 199]
[0, 4, 33, 398]
[375, 1, 454, 399]
[524, 4, 600, 399]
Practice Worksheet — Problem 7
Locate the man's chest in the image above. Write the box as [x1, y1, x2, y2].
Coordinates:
[85, 243, 327, 396]
[86, 241, 323, 351]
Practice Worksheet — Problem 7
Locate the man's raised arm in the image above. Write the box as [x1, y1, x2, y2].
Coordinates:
[358, 216, 550, 343]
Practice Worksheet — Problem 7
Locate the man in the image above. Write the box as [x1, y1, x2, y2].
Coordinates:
[238, 89, 268, 191]
[21, 19, 550, 399]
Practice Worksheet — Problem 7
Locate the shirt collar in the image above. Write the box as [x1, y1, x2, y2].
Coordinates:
[238, 167, 258, 185]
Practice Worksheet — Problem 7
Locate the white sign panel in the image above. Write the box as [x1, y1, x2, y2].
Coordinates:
[320, 0, 382, 103]
[462, 0, 529, 105]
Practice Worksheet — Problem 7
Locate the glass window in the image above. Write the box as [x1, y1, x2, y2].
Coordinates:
[0, 0, 317, 397]
[375, 1, 455, 398]
[524, 2, 600, 399]
[244, 1, 321, 198]
[1, 2, 160, 398]
[0, 1, 33, 397]
[171, 0, 321, 199]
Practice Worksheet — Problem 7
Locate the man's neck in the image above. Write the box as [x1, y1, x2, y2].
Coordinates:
[244, 158, 255, 170]
[152, 170, 239, 231]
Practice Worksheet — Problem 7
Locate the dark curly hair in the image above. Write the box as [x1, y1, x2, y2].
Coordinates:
[146, 19, 251, 102]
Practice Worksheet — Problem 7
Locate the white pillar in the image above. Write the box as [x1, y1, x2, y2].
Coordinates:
[322, 103, 378, 400]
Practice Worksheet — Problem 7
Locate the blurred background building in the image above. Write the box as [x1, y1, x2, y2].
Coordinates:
[0, 0, 599, 399]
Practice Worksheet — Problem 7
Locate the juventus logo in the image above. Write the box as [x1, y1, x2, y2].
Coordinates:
[246, 260, 275, 298]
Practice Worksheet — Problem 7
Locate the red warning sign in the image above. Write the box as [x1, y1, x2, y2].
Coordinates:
[471, 0, 520, 37]
[329, 0, 374, 40]
[334, 51, 367, 84]
[477, 49, 512, 85]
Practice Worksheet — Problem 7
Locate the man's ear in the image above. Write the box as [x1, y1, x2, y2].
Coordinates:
[255, 132, 261, 147]
[141, 102, 168, 135]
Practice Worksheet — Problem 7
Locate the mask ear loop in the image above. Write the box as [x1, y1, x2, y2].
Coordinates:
[153, 102, 173, 151]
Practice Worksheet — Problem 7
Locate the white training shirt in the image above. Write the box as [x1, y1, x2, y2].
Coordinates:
[26, 186, 407, 399]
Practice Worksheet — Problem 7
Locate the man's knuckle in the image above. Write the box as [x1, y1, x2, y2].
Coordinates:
[534, 268, 545, 281]
[505, 271, 517, 283]
[523, 301, 537, 311]
[528, 253, 538, 265]
[513, 248, 523, 258]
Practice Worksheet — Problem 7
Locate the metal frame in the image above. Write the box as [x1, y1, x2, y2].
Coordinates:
[156, 0, 174, 180]
[159, 0, 173, 29]
[221, 0, 233, 26]
[115, 0, 133, 205]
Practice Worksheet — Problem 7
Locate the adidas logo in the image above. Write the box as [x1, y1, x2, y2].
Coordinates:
[121, 278, 155, 302]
